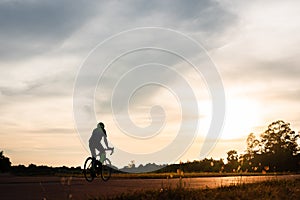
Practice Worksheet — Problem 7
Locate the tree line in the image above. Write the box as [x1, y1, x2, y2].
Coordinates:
[238, 120, 299, 172]
[159, 120, 300, 173]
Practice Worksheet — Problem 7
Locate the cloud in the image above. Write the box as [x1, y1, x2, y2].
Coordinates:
[0, 0, 239, 100]
[0, 70, 74, 97]
[126, 0, 237, 32]
[68, 0, 237, 132]
[211, 0, 300, 103]
[0, 0, 237, 61]
[0, 0, 100, 61]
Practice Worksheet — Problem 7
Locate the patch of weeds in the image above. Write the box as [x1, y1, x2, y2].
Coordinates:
[98, 178, 300, 200]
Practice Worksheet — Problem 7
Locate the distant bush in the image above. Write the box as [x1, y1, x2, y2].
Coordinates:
[0, 151, 11, 173]
[10, 164, 82, 176]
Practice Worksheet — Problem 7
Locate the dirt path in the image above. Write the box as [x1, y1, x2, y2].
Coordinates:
[0, 174, 299, 199]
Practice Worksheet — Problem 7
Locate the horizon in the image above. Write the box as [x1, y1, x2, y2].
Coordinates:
[1, 0, 300, 169]
[2, 119, 298, 168]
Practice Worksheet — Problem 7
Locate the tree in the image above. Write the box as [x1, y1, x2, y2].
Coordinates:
[243, 120, 300, 172]
[239, 133, 262, 172]
[128, 160, 136, 168]
[225, 150, 239, 172]
[259, 120, 299, 171]
[0, 151, 11, 172]
[260, 120, 299, 155]
[246, 133, 260, 155]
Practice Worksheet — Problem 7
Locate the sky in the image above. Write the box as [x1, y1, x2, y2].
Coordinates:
[0, 0, 300, 168]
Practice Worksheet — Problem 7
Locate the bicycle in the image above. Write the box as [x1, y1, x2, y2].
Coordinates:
[83, 147, 114, 182]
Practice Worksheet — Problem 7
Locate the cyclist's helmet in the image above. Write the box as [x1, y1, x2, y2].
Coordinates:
[98, 122, 104, 129]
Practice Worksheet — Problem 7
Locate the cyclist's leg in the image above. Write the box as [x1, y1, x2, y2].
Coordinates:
[89, 142, 97, 159]
[96, 144, 105, 163]
[89, 143, 97, 177]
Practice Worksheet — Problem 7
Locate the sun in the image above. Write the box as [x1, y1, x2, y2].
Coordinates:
[221, 97, 261, 140]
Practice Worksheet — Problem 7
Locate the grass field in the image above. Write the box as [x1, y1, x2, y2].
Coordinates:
[53, 171, 290, 179]
[100, 178, 300, 200]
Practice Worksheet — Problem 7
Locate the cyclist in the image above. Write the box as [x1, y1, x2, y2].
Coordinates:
[89, 122, 112, 163]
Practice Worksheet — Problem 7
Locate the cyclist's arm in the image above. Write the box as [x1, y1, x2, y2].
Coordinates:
[103, 135, 109, 149]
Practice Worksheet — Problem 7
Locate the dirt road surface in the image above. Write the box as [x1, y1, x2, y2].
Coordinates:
[1, 174, 299, 199]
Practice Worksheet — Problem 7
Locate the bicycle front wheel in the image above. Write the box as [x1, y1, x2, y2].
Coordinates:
[84, 157, 95, 182]
[101, 158, 112, 181]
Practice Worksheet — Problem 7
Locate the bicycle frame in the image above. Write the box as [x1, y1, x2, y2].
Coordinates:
[97, 148, 114, 163]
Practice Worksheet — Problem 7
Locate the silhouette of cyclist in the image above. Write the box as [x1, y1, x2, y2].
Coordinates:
[89, 122, 112, 160]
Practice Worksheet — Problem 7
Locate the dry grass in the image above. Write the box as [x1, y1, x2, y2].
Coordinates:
[109, 172, 285, 179]
[98, 178, 300, 200]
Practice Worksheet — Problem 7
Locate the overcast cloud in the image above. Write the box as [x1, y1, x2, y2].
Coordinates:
[0, 0, 101, 60]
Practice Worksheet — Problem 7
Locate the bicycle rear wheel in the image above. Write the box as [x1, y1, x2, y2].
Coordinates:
[101, 158, 112, 181]
[84, 157, 95, 182]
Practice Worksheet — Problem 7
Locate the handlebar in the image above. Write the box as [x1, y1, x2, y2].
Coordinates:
[105, 147, 114, 155]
